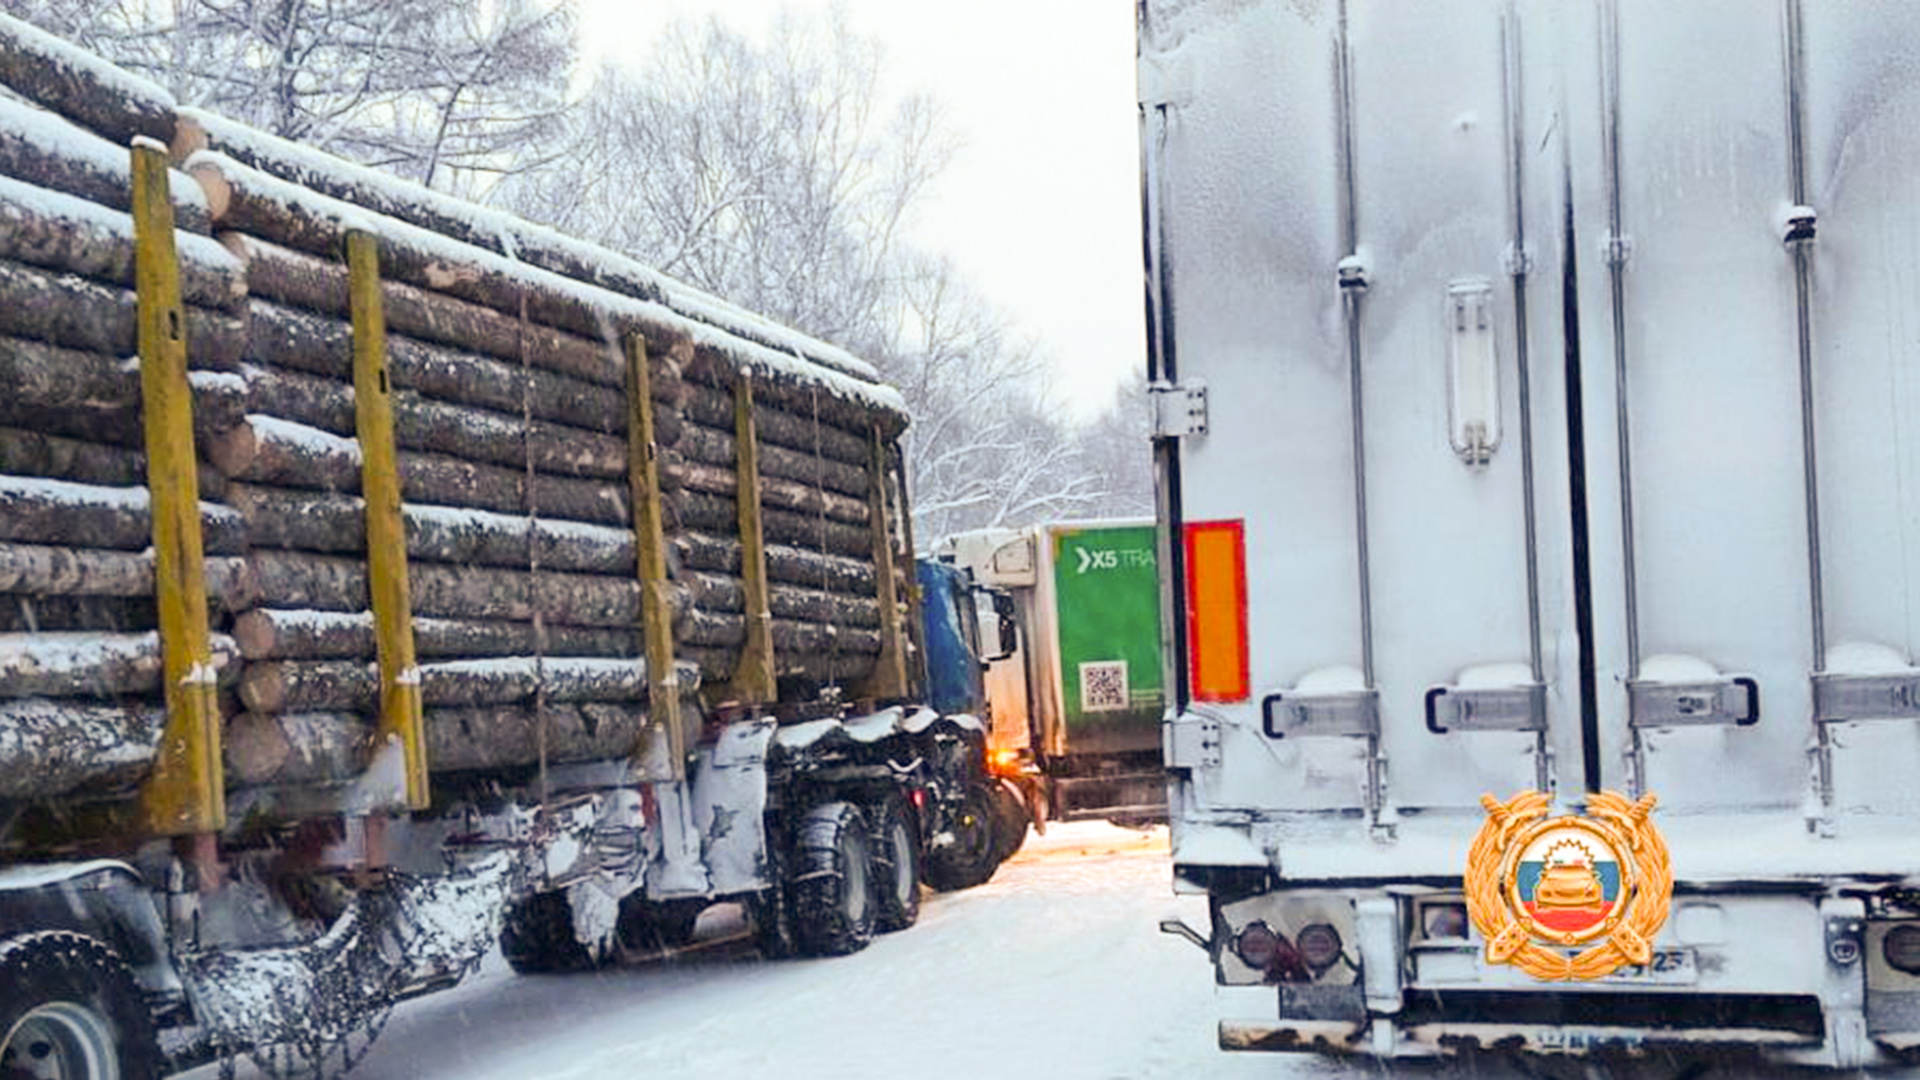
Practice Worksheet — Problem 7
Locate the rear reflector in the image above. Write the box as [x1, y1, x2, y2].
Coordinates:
[1185, 520, 1249, 702]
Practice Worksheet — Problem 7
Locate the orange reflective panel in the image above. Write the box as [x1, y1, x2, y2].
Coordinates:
[1184, 520, 1249, 702]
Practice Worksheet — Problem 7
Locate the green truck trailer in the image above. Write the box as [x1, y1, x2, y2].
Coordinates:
[934, 521, 1167, 823]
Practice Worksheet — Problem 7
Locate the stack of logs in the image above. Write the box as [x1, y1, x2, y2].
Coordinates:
[0, 11, 915, 808]
[0, 24, 249, 803]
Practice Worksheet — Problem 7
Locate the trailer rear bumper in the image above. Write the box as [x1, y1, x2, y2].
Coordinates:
[1219, 1019, 1367, 1054]
[1218, 1016, 1819, 1056]
[1202, 879, 1920, 1068]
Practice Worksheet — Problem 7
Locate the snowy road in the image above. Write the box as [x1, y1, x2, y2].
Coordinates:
[190, 823, 1879, 1080]
[254, 822, 1340, 1080]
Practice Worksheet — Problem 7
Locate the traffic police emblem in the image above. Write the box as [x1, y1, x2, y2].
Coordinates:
[1465, 790, 1673, 980]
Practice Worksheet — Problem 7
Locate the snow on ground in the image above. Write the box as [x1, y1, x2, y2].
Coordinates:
[189, 822, 1867, 1080]
[206, 822, 1324, 1080]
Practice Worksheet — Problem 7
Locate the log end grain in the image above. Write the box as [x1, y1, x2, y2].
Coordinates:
[186, 156, 232, 222]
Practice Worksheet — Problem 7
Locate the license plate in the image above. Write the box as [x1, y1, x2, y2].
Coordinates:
[1600, 948, 1697, 985]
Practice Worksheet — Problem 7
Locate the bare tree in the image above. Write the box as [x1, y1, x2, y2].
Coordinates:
[1071, 364, 1154, 521]
[498, 10, 947, 347]
[495, 12, 1113, 542]
[0, 0, 576, 193]
[877, 254, 1101, 538]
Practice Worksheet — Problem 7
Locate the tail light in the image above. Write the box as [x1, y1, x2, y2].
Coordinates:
[1295, 923, 1344, 973]
[1231, 920, 1310, 983]
[1884, 925, 1920, 974]
[1233, 920, 1283, 969]
[1422, 903, 1470, 941]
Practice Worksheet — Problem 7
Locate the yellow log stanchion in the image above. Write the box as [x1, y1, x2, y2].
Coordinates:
[727, 374, 778, 705]
[624, 332, 687, 779]
[347, 229, 428, 811]
[852, 426, 909, 701]
[131, 140, 224, 839]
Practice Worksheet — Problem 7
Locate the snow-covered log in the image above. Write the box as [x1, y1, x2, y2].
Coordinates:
[0, 427, 144, 486]
[680, 389, 870, 467]
[184, 152, 905, 432]
[0, 95, 209, 233]
[681, 571, 882, 628]
[674, 489, 874, 559]
[0, 12, 176, 147]
[218, 230, 622, 386]
[673, 422, 870, 501]
[0, 475, 247, 554]
[241, 301, 683, 446]
[232, 608, 638, 662]
[208, 415, 361, 492]
[404, 504, 633, 573]
[174, 113, 887, 385]
[0, 596, 152, 635]
[0, 258, 244, 369]
[0, 697, 162, 800]
[681, 341, 901, 438]
[676, 610, 881, 657]
[670, 533, 877, 595]
[244, 325, 635, 436]
[393, 393, 629, 481]
[0, 630, 236, 697]
[237, 659, 372, 713]
[212, 416, 638, 524]
[229, 700, 673, 785]
[399, 451, 631, 526]
[0, 338, 248, 452]
[225, 486, 634, 573]
[420, 657, 656, 708]
[672, 458, 869, 526]
[226, 709, 369, 788]
[238, 364, 354, 434]
[243, 549, 662, 629]
[0, 175, 245, 310]
[0, 541, 253, 607]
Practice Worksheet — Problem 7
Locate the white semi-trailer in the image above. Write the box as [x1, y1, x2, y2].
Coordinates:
[1144, 0, 1920, 1069]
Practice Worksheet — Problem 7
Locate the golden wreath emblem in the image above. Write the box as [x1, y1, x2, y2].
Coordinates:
[1464, 790, 1672, 981]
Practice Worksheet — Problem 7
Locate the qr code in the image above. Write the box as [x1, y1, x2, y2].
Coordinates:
[1080, 660, 1130, 712]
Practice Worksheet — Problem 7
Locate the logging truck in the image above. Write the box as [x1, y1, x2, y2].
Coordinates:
[0, 14, 1014, 1079]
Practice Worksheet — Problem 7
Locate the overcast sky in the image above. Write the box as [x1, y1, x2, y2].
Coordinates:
[571, 0, 1145, 422]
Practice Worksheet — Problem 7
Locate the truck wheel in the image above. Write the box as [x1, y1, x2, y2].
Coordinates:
[748, 825, 800, 960]
[0, 931, 160, 1080]
[791, 801, 875, 957]
[866, 795, 922, 933]
[499, 890, 594, 974]
[923, 782, 1001, 892]
[610, 896, 704, 962]
[988, 778, 1030, 863]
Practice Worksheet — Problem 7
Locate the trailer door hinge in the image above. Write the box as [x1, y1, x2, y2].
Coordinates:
[1164, 713, 1220, 771]
[1150, 379, 1208, 439]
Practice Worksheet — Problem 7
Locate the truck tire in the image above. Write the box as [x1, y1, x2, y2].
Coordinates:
[499, 890, 594, 974]
[923, 782, 1001, 892]
[866, 794, 922, 933]
[988, 778, 1030, 863]
[611, 896, 704, 962]
[791, 801, 875, 957]
[0, 930, 161, 1080]
[748, 823, 800, 960]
